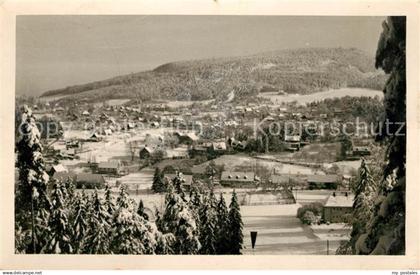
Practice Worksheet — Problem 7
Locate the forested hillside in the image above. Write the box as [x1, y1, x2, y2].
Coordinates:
[40, 48, 387, 103]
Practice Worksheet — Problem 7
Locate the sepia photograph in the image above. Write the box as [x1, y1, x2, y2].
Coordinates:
[1, 0, 419, 271]
[13, 14, 407, 256]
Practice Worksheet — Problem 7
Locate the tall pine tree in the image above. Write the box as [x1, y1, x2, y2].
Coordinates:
[354, 16, 406, 255]
[111, 186, 157, 254]
[42, 182, 72, 253]
[137, 199, 149, 221]
[83, 190, 111, 254]
[15, 105, 51, 253]
[158, 183, 200, 254]
[215, 193, 230, 254]
[346, 159, 377, 253]
[71, 194, 89, 253]
[198, 194, 217, 254]
[227, 191, 243, 254]
[152, 167, 165, 193]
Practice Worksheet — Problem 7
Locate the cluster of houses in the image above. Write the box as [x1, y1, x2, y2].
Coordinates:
[27, 98, 367, 225]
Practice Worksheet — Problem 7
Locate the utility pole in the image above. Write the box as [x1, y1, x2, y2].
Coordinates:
[327, 239, 330, 255]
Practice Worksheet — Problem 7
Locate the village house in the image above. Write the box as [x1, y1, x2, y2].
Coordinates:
[177, 132, 199, 145]
[139, 146, 155, 159]
[227, 137, 247, 151]
[51, 171, 105, 189]
[209, 141, 227, 154]
[164, 173, 193, 191]
[47, 164, 68, 176]
[52, 171, 76, 183]
[166, 146, 190, 159]
[75, 173, 106, 189]
[220, 171, 257, 187]
[307, 174, 339, 190]
[66, 140, 81, 150]
[352, 146, 371, 157]
[322, 192, 354, 223]
[88, 132, 101, 142]
[269, 174, 294, 186]
[283, 135, 301, 151]
[97, 161, 122, 175]
[188, 144, 208, 158]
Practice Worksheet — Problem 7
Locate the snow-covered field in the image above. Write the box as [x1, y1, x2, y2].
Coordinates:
[241, 203, 350, 255]
[200, 154, 319, 175]
[112, 167, 154, 190]
[259, 87, 383, 106]
[105, 99, 131, 106]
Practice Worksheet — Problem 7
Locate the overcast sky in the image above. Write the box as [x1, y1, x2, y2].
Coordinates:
[16, 15, 385, 96]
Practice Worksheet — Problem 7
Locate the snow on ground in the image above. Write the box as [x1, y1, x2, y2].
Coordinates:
[295, 190, 331, 204]
[259, 87, 383, 106]
[112, 167, 154, 190]
[241, 203, 349, 255]
[202, 154, 319, 176]
[105, 99, 131, 106]
[311, 223, 351, 241]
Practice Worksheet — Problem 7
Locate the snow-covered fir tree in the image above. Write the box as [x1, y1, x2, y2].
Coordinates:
[83, 190, 111, 254]
[43, 182, 72, 253]
[172, 172, 186, 196]
[137, 199, 149, 221]
[198, 194, 217, 254]
[349, 159, 377, 253]
[71, 194, 89, 253]
[227, 190, 244, 254]
[103, 184, 115, 224]
[15, 105, 51, 253]
[354, 16, 406, 255]
[152, 167, 165, 193]
[158, 183, 200, 254]
[215, 193, 230, 254]
[188, 186, 202, 232]
[111, 186, 157, 254]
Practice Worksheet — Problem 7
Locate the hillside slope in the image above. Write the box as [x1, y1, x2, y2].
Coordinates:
[40, 48, 387, 103]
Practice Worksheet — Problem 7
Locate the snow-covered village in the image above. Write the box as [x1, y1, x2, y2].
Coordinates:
[13, 15, 406, 256]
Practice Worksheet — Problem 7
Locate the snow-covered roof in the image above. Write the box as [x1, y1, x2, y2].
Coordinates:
[51, 164, 67, 173]
[307, 174, 338, 183]
[185, 132, 199, 141]
[270, 174, 291, 184]
[98, 161, 120, 169]
[324, 193, 354, 208]
[221, 171, 255, 182]
[284, 135, 301, 142]
[212, 142, 227, 151]
[76, 173, 105, 184]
